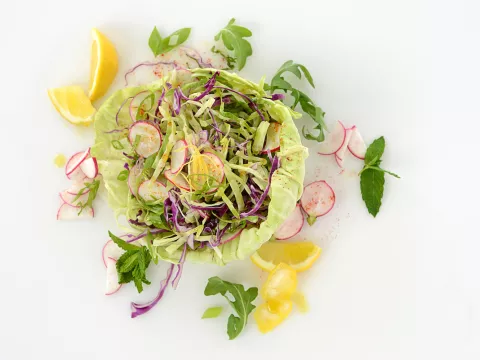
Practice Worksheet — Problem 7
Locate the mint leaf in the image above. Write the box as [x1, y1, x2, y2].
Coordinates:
[360, 168, 385, 217]
[149, 27, 191, 57]
[204, 276, 258, 340]
[364, 136, 385, 165]
[113, 240, 152, 293]
[214, 18, 252, 70]
[148, 27, 163, 56]
[108, 231, 141, 251]
[202, 306, 223, 319]
[360, 137, 399, 217]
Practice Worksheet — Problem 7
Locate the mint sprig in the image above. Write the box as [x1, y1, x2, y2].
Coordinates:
[73, 179, 100, 215]
[360, 137, 400, 217]
[108, 231, 152, 293]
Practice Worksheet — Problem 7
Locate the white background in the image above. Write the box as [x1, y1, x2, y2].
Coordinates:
[1, 0, 479, 359]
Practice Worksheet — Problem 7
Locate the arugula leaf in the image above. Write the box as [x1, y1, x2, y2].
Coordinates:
[204, 276, 258, 340]
[74, 179, 100, 215]
[359, 137, 400, 217]
[214, 18, 252, 70]
[108, 231, 152, 293]
[268, 61, 326, 142]
[210, 46, 236, 69]
[149, 26, 191, 57]
[202, 306, 223, 319]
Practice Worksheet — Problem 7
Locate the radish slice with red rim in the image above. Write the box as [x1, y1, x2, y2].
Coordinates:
[66, 181, 90, 196]
[317, 121, 347, 155]
[274, 204, 305, 240]
[129, 91, 152, 122]
[164, 170, 190, 190]
[102, 240, 125, 268]
[56, 203, 94, 220]
[59, 191, 89, 207]
[261, 122, 281, 154]
[80, 157, 98, 178]
[335, 154, 344, 168]
[300, 181, 335, 225]
[105, 257, 122, 295]
[138, 180, 168, 202]
[129, 121, 162, 158]
[65, 149, 90, 179]
[171, 140, 188, 174]
[335, 127, 354, 161]
[348, 128, 367, 160]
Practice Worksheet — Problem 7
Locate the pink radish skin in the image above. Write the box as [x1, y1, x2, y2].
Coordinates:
[274, 204, 305, 240]
[128, 121, 162, 158]
[105, 257, 122, 295]
[57, 203, 94, 220]
[66, 181, 90, 196]
[164, 170, 191, 190]
[335, 154, 344, 168]
[102, 240, 125, 268]
[59, 191, 89, 207]
[261, 122, 281, 154]
[203, 152, 225, 194]
[221, 229, 243, 245]
[317, 121, 347, 155]
[301, 181, 335, 225]
[80, 157, 98, 178]
[335, 127, 354, 161]
[171, 140, 188, 174]
[129, 91, 149, 121]
[138, 180, 168, 202]
[348, 128, 367, 160]
[65, 150, 90, 180]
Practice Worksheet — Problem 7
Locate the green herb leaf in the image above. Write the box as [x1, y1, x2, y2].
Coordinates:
[109, 231, 152, 293]
[204, 276, 258, 340]
[364, 136, 385, 165]
[133, 134, 141, 150]
[360, 137, 399, 217]
[111, 140, 124, 150]
[214, 18, 252, 70]
[149, 26, 191, 57]
[144, 154, 156, 169]
[148, 27, 163, 56]
[74, 179, 100, 215]
[202, 306, 223, 319]
[268, 61, 326, 142]
[117, 170, 129, 181]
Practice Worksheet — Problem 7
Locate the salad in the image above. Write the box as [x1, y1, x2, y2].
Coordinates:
[49, 20, 398, 339]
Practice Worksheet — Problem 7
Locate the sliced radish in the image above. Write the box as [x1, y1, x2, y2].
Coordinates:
[128, 164, 142, 196]
[261, 122, 281, 154]
[348, 128, 367, 160]
[80, 157, 98, 178]
[336, 127, 353, 160]
[138, 180, 168, 202]
[65, 149, 90, 179]
[66, 181, 90, 196]
[335, 154, 344, 168]
[105, 257, 122, 295]
[59, 190, 89, 207]
[102, 240, 125, 267]
[203, 152, 225, 191]
[300, 181, 335, 225]
[129, 121, 162, 158]
[56, 203, 94, 220]
[220, 229, 243, 244]
[274, 204, 304, 240]
[164, 170, 191, 190]
[170, 140, 188, 174]
[317, 121, 347, 155]
[198, 130, 209, 144]
[129, 91, 149, 121]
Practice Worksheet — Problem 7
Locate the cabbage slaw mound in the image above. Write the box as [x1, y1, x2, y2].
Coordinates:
[92, 69, 308, 266]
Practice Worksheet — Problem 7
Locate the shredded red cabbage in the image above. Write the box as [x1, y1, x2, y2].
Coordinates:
[240, 156, 280, 218]
[270, 93, 286, 101]
[211, 95, 232, 108]
[213, 86, 265, 121]
[124, 61, 190, 86]
[193, 71, 219, 101]
[131, 264, 174, 318]
[172, 243, 187, 289]
[115, 97, 133, 125]
[125, 229, 167, 243]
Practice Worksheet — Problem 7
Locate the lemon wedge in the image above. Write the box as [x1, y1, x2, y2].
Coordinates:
[254, 300, 293, 334]
[88, 28, 118, 102]
[47, 86, 96, 125]
[251, 241, 322, 272]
